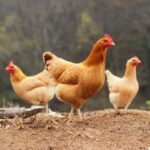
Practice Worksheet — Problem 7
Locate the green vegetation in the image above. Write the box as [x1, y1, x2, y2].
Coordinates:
[145, 101, 150, 109]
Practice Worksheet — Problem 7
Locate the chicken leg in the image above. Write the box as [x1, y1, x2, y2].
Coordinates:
[76, 109, 82, 119]
[66, 105, 83, 121]
[113, 103, 120, 114]
[45, 104, 49, 113]
[68, 106, 74, 118]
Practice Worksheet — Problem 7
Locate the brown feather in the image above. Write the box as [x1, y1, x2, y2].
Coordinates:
[45, 35, 114, 110]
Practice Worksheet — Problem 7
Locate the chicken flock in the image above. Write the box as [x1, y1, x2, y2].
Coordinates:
[6, 34, 141, 119]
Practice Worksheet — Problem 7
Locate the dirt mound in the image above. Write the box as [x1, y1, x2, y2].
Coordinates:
[0, 109, 150, 150]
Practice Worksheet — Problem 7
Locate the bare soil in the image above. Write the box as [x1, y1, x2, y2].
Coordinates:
[0, 109, 150, 150]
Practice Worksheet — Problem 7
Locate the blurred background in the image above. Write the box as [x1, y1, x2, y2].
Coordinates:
[0, 0, 150, 111]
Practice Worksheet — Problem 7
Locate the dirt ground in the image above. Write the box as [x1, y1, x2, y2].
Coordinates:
[0, 109, 150, 150]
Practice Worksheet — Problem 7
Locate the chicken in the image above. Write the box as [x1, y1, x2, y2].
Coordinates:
[105, 56, 141, 112]
[43, 34, 115, 119]
[6, 61, 56, 113]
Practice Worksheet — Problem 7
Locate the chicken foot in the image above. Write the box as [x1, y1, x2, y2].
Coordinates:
[76, 109, 82, 119]
[64, 106, 83, 123]
[113, 104, 120, 114]
[69, 106, 83, 120]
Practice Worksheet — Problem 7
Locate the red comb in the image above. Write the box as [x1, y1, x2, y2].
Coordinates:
[8, 61, 14, 67]
[104, 34, 113, 43]
[133, 56, 140, 60]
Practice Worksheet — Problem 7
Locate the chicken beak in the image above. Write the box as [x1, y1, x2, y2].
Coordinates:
[5, 67, 9, 72]
[111, 42, 115, 46]
[138, 60, 141, 64]
[5, 66, 11, 73]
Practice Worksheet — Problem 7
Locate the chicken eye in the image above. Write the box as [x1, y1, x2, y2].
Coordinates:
[103, 39, 108, 43]
[132, 59, 136, 62]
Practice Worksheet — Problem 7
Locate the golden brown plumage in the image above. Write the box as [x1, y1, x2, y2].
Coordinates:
[43, 34, 115, 118]
[6, 62, 56, 112]
[105, 56, 141, 112]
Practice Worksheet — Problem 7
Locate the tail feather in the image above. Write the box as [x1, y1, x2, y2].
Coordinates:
[43, 51, 54, 64]
[105, 69, 120, 92]
[105, 70, 115, 81]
